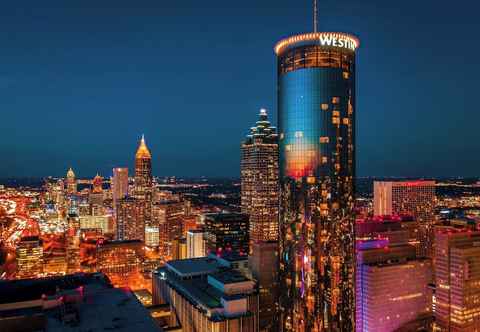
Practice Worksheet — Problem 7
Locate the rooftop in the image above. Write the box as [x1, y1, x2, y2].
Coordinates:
[0, 273, 110, 305]
[274, 32, 359, 55]
[46, 287, 160, 332]
[166, 257, 222, 278]
[0, 273, 160, 332]
[209, 270, 249, 285]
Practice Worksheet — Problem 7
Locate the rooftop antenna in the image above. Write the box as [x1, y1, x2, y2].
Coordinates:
[313, 0, 318, 33]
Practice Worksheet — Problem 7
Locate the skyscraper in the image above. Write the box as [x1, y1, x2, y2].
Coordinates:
[152, 201, 185, 259]
[374, 180, 436, 257]
[116, 196, 146, 241]
[16, 235, 43, 279]
[112, 167, 129, 210]
[276, 31, 359, 330]
[66, 167, 77, 194]
[241, 108, 279, 247]
[249, 241, 279, 332]
[434, 227, 480, 331]
[186, 229, 205, 258]
[92, 173, 103, 193]
[356, 240, 432, 331]
[134, 135, 152, 195]
[204, 213, 249, 257]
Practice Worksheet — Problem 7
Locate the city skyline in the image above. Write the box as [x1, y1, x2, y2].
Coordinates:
[2, 2, 480, 332]
[1, 0, 479, 178]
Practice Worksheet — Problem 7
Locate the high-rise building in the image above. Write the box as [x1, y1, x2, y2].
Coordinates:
[356, 240, 432, 331]
[153, 201, 185, 259]
[16, 236, 44, 279]
[145, 226, 159, 247]
[96, 240, 144, 276]
[241, 108, 279, 246]
[276, 31, 359, 330]
[374, 181, 436, 257]
[356, 215, 413, 245]
[134, 135, 152, 195]
[249, 241, 279, 332]
[116, 197, 145, 241]
[66, 167, 77, 194]
[434, 227, 480, 331]
[112, 167, 129, 205]
[204, 213, 249, 257]
[92, 173, 103, 193]
[152, 256, 259, 332]
[186, 229, 205, 258]
[171, 238, 187, 260]
[66, 214, 81, 274]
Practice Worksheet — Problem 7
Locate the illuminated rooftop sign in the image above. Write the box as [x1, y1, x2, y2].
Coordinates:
[274, 32, 359, 55]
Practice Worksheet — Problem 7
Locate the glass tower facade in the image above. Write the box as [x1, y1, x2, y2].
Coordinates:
[275, 32, 359, 331]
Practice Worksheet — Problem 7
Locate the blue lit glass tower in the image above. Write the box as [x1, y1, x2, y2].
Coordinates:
[275, 32, 359, 331]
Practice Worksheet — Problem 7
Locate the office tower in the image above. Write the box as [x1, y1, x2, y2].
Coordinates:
[356, 215, 413, 245]
[134, 135, 152, 195]
[171, 238, 187, 260]
[356, 240, 432, 331]
[186, 230, 205, 258]
[183, 215, 198, 236]
[145, 225, 159, 247]
[79, 215, 112, 235]
[66, 167, 77, 194]
[203, 213, 249, 256]
[241, 108, 279, 246]
[249, 241, 278, 331]
[115, 197, 145, 241]
[112, 167, 129, 205]
[66, 214, 81, 274]
[374, 181, 436, 257]
[275, 31, 359, 330]
[434, 227, 480, 331]
[16, 236, 43, 279]
[96, 240, 144, 276]
[152, 256, 259, 332]
[153, 201, 185, 259]
[92, 173, 103, 193]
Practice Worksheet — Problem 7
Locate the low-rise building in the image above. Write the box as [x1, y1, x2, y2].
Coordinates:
[152, 256, 258, 331]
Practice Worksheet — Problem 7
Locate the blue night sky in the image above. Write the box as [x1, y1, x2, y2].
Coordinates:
[0, 0, 478, 178]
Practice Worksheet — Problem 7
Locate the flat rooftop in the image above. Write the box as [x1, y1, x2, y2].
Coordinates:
[210, 270, 249, 285]
[46, 287, 160, 332]
[159, 266, 252, 320]
[0, 273, 160, 332]
[166, 257, 222, 278]
[0, 273, 110, 305]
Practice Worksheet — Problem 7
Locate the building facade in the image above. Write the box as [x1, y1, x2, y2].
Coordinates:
[134, 135, 152, 196]
[92, 173, 103, 193]
[276, 32, 359, 331]
[434, 227, 480, 331]
[241, 109, 279, 246]
[356, 240, 432, 332]
[66, 167, 77, 195]
[187, 229, 206, 258]
[153, 201, 185, 259]
[249, 241, 279, 332]
[115, 197, 145, 241]
[204, 213, 249, 257]
[16, 236, 44, 279]
[112, 167, 129, 207]
[152, 256, 259, 332]
[374, 181, 436, 257]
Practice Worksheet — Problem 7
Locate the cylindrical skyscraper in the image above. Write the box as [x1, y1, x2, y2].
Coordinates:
[275, 32, 359, 331]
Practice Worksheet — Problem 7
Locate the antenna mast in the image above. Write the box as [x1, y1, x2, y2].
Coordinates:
[313, 0, 318, 33]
